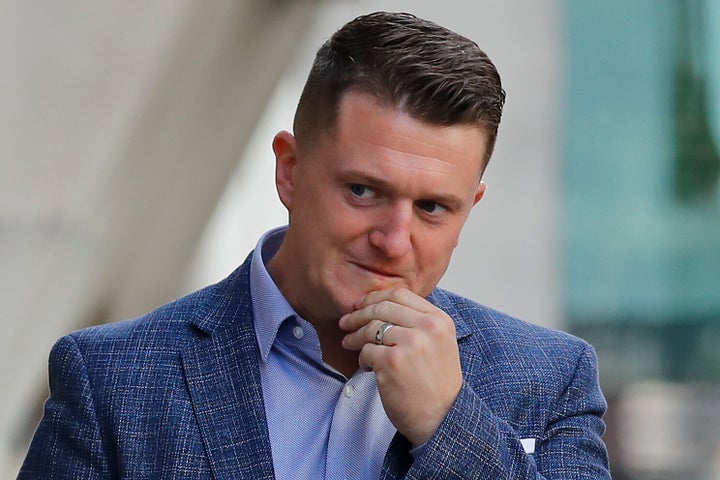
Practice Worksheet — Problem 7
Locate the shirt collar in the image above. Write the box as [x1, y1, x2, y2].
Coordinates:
[250, 225, 296, 361]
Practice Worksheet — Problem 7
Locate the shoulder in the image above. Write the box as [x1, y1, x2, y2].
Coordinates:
[431, 288, 588, 348]
[63, 259, 253, 365]
[68, 285, 211, 355]
[430, 288, 604, 429]
[429, 288, 596, 381]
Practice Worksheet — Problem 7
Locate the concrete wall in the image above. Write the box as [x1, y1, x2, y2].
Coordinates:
[0, 0, 319, 473]
[1, 0, 561, 474]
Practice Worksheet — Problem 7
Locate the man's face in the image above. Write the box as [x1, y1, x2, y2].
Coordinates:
[272, 90, 488, 325]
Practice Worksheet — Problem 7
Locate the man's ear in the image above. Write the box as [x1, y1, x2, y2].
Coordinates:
[273, 131, 298, 210]
[473, 181, 487, 206]
[453, 181, 488, 249]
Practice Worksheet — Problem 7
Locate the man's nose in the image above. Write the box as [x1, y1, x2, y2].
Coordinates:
[368, 203, 413, 259]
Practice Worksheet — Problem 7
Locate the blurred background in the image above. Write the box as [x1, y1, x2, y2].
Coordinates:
[1, 0, 718, 477]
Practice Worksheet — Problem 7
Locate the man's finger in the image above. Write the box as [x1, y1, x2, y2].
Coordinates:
[339, 300, 416, 331]
[354, 288, 434, 312]
[342, 319, 406, 350]
[356, 341, 396, 372]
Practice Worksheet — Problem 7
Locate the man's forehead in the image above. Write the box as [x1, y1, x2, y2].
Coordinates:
[336, 92, 486, 164]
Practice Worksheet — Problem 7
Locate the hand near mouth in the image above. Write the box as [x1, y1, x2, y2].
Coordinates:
[339, 288, 462, 447]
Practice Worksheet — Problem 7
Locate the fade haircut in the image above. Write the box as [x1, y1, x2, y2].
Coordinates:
[293, 11, 506, 168]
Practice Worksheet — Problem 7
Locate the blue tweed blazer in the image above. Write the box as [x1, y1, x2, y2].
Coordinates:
[19, 255, 610, 479]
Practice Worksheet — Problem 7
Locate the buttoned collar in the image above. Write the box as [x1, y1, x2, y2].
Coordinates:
[249, 225, 298, 362]
[249, 226, 472, 364]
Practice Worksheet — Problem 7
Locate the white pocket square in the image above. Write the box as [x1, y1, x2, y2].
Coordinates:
[520, 438, 536, 454]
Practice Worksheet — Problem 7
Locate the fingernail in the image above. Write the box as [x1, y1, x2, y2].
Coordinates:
[354, 294, 366, 308]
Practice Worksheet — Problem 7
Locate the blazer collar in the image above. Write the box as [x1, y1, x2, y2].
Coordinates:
[427, 288, 474, 340]
[182, 254, 275, 479]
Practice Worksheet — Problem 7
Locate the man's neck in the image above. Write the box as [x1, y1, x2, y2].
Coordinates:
[314, 325, 361, 379]
[266, 246, 360, 379]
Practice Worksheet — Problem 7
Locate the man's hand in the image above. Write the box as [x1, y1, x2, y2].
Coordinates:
[339, 288, 463, 447]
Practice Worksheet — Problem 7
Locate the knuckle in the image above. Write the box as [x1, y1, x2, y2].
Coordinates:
[373, 300, 393, 318]
[404, 332, 422, 351]
[420, 315, 441, 334]
[388, 288, 403, 299]
[384, 347, 403, 369]
[384, 288, 404, 304]
[358, 347, 372, 371]
[421, 312, 454, 336]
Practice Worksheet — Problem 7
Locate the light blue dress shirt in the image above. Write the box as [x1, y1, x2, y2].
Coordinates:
[250, 226, 396, 480]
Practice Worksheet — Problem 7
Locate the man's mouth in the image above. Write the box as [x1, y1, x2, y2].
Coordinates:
[349, 261, 402, 279]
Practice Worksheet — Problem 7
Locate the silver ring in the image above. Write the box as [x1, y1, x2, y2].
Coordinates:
[375, 322, 394, 345]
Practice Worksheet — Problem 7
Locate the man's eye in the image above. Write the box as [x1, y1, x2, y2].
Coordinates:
[416, 200, 447, 214]
[349, 184, 374, 198]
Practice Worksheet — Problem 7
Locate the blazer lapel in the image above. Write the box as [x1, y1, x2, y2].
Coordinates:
[427, 288, 498, 394]
[182, 258, 275, 480]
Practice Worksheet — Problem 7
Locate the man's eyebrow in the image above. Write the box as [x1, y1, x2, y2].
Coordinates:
[340, 169, 392, 190]
[339, 168, 465, 209]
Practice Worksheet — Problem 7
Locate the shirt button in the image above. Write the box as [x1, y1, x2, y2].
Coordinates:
[343, 384, 356, 398]
[292, 326, 304, 339]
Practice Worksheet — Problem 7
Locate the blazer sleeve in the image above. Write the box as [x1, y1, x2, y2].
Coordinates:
[404, 343, 610, 479]
[17, 335, 111, 479]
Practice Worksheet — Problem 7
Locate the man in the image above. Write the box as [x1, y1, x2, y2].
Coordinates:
[19, 11, 610, 479]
